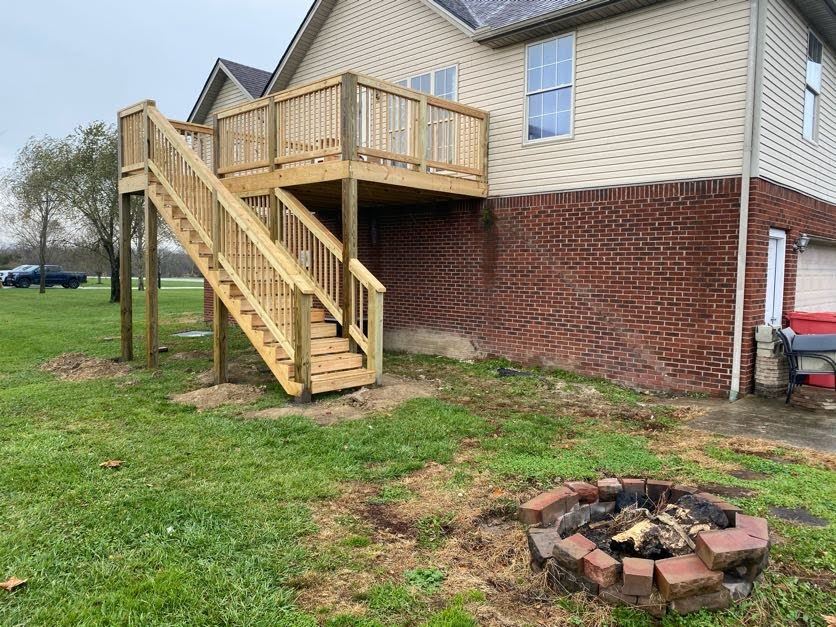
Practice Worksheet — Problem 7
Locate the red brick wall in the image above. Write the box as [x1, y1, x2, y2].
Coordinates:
[741, 178, 836, 389]
[202, 176, 834, 395]
[366, 178, 744, 394]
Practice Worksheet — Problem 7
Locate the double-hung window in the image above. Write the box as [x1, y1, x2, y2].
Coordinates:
[396, 66, 459, 163]
[803, 32, 822, 142]
[526, 34, 574, 142]
[396, 65, 458, 100]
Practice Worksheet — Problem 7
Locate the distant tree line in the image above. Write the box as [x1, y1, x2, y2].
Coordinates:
[0, 122, 195, 300]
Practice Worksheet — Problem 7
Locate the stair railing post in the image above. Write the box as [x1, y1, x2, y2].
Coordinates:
[293, 282, 313, 401]
[368, 289, 384, 385]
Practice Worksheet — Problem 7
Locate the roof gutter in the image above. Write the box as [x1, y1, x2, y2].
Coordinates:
[471, 0, 625, 43]
[729, 0, 766, 401]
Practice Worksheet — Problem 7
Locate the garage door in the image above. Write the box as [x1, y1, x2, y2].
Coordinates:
[796, 241, 836, 311]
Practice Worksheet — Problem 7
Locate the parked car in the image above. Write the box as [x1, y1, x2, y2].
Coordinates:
[3, 265, 88, 289]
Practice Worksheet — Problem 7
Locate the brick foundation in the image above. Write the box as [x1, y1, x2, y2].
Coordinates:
[203, 176, 836, 396]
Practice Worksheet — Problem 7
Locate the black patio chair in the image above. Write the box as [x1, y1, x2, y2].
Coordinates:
[776, 327, 836, 404]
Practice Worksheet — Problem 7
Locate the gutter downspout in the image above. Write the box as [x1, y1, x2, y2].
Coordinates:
[730, 0, 767, 401]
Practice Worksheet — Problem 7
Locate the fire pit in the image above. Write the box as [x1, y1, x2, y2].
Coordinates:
[522, 478, 770, 617]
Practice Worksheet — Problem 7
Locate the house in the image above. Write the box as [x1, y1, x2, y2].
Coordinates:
[117, 0, 836, 401]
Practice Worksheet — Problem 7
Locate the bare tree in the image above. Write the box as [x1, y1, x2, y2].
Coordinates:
[52, 122, 122, 302]
[0, 138, 66, 293]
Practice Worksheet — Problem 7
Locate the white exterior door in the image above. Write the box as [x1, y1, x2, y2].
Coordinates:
[765, 228, 786, 326]
[796, 241, 836, 311]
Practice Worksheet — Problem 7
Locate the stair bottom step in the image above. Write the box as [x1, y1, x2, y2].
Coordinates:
[310, 368, 377, 394]
[281, 353, 363, 376]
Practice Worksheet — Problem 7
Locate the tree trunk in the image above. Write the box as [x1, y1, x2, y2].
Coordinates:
[38, 226, 47, 294]
[110, 253, 120, 303]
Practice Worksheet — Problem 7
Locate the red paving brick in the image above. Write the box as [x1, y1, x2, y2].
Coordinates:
[655, 554, 723, 600]
[695, 529, 769, 570]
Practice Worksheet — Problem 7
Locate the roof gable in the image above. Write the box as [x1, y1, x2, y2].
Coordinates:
[189, 58, 271, 123]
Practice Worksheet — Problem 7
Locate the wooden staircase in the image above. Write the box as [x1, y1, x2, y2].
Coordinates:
[123, 103, 383, 399]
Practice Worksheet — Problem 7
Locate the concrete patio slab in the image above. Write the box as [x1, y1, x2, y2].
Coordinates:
[675, 396, 836, 453]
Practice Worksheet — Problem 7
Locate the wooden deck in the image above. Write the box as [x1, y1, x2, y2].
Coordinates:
[116, 72, 488, 399]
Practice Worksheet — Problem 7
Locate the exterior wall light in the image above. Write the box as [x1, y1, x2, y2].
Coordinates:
[793, 233, 811, 253]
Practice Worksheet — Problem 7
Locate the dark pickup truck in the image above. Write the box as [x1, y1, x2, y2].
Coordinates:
[3, 265, 88, 289]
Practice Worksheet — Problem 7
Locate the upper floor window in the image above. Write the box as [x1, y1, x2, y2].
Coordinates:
[396, 65, 458, 101]
[803, 32, 822, 142]
[526, 34, 574, 142]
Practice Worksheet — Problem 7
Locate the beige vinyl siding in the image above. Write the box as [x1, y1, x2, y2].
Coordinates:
[289, 0, 750, 196]
[756, 0, 836, 204]
[206, 77, 250, 120]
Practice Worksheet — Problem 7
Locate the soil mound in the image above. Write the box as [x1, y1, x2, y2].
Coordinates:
[171, 383, 264, 411]
[41, 353, 130, 381]
[247, 374, 435, 424]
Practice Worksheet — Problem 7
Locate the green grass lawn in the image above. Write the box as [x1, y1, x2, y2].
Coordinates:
[0, 287, 833, 626]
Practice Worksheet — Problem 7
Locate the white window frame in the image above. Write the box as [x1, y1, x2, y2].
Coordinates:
[395, 64, 458, 101]
[523, 32, 576, 146]
[803, 31, 822, 143]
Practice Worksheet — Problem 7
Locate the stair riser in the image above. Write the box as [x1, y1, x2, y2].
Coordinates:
[286, 354, 364, 377]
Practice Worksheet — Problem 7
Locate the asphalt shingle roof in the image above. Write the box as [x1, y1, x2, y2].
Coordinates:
[433, 0, 590, 30]
[219, 58, 272, 98]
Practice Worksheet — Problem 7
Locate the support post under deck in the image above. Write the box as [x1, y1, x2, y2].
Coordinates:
[119, 193, 133, 362]
[213, 292, 228, 384]
[144, 193, 159, 369]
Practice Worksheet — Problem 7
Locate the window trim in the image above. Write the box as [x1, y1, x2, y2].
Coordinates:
[395, 64, 459, 101]
[802, 30, 822, 144]
[523, 32, 577, 146]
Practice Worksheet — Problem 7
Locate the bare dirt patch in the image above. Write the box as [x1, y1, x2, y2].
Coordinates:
[41, 353, 131, 382]
[293, 463, 599, 626]
[246, 374, 436, 425]
[169, 350, 212, 361]
[170, 383, 264, 411]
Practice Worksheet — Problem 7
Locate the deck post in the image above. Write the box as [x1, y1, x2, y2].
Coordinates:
[213, 292, 228, 384]
[415, 94, 428, 172]
[341, 176, 358, 338]
[267, 98, 280, 242]
[340, 73, 359, 339]
[211, 114, 220, 176]
[144, 192, 159, 369]
[119, 193, 133, 362]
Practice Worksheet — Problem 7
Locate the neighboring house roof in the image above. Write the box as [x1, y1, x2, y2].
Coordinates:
[220, 58, 272, 98]
[188, 58, 271, 123]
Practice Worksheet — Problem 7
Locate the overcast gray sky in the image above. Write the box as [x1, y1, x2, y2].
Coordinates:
[0, 0, 310, 169]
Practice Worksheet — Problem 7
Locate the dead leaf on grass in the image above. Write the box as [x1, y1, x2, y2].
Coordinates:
[824, 616, 836, 627]
[99, 459, 123, 469]
[0, 577, 27, 592]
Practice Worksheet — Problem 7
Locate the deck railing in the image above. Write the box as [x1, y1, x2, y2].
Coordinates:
[213, 72, 488, 181]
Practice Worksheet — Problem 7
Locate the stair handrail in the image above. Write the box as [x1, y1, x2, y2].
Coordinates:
[273, 187, 386, 383]
[144, 106, 315, 380]
[274, 188, 344, 324]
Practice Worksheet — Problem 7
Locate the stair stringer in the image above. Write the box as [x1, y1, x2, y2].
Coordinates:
[146, 179, 304, 397]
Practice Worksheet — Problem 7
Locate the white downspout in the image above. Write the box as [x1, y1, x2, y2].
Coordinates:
[730, 0, 766, 401]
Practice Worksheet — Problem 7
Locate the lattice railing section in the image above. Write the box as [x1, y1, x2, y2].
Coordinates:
[119, 106, 145, 172]
[171, 121, 214, 169]
[275, 189, 343, 321]
[278, 79, 342, 167]
[211, 72, 488, 180]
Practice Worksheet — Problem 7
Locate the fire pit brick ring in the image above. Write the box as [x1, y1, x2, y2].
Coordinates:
[522, 477, 770, 617]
